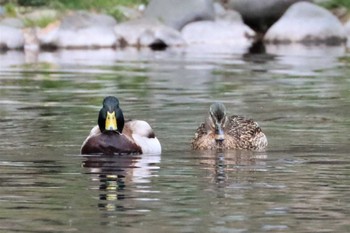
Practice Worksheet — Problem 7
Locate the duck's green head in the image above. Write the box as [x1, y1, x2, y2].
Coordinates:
[209, 102, 227, 142]
[98, 96, 124, 133]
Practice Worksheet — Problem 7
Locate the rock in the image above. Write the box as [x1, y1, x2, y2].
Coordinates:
[0, 17, 24, 28]
[345, 20, 350, 48]
[138, 28, 184, 48]
[114, 18, 185, 48]
[215, 7, 244, 22]
[224, 0, 308, 33]
[36, 20, 60, 48]
[181, 10, 255, 47]
[60, 11, 117, 29]
[23, 28, 39, 50]
[23, 9, 59, 21]
[37, 11, 118, 49]
[0, 25, 24, 50]
[213, 2, 226, 16]
[113, 5, 143, 21]
[264, 2, 347, 45]
[0, 6, 5, 17]
[144, 0, 215, 30]
[57, 26, 118, 49]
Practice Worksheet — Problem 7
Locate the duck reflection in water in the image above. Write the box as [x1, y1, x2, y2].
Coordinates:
[196, 149, 267, 188]
[82, 153, 161, 214]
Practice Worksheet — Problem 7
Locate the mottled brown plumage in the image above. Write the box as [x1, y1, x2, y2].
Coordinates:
[192, 103, 268, 151]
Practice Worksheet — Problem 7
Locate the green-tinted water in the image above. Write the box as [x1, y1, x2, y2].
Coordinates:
[1, 46, 350, 232]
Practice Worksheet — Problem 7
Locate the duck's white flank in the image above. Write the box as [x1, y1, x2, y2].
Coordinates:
[127, 120, 162, 155]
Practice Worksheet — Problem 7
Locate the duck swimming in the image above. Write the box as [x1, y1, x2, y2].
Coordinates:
[191, 102, 267, 151]
[81, 96, 161, 155]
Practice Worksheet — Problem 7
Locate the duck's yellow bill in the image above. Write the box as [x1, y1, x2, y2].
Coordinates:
[105, 111, 117, 131]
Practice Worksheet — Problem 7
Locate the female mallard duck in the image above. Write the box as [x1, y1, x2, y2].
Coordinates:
[81, 96, 161, 155]
[192, 102, 267, 151]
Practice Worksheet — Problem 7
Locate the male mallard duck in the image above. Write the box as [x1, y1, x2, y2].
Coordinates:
[81, 96, 161, 155]
[192, 102, 268, 151]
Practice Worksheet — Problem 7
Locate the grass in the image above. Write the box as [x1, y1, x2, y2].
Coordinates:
[3, 0, 148, 24]
[23, 16, 57, 28]
[46, 0, 149, 22]
[320, 0, 350, 9]
[3, 3, 17, 17]
[17, 0, 148, 10]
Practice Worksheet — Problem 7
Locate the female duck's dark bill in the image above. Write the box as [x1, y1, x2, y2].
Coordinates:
[215, 124, 225, 142]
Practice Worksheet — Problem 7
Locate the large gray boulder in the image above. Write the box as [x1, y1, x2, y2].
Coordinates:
[0, 25, 24, 49]
[224, 0, 308, 33]
[0, 17, 24, 28]
[182, 10, 255, 47]
[144, 0, 215, 30]
[0, 18, 24, 49]
[264, 2, 347, 44]
[37, 11, 118, 49]
[60, 11, 117, 29]
[114, 18, 185, 48]
[345, 20, 350, 48]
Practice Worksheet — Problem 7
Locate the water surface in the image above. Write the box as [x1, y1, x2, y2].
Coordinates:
[0, 45, 350, 232]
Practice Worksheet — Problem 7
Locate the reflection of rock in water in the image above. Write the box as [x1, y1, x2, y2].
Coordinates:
[265, 44, 345, 75]
[82, 154, 161, 215]
[196, 150, 267, 186]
